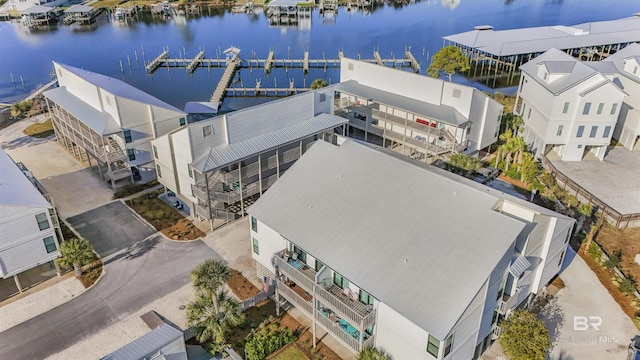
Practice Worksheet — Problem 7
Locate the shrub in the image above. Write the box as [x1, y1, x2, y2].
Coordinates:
[504, 167, 521, 180]
[562, 194, 579, 208]
[10, 100, 33, 117]
[604, 252, 621, 269]
[620, 277, 638, 295]
[499, 310, 550, 360]
[577, 202, 593, 217]
[245, 325, 296, 360]
[587, 243, 603, 262]
[493, 91, 506, 100]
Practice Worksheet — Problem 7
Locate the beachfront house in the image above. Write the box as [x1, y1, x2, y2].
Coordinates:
[0, 148, 63, 294]
[248, 138, 574, 359]
[44, 62, 187, 189]
[151, 88, 347, 229]
[514, 48, 628, 161]
[334, 58, 504, 161]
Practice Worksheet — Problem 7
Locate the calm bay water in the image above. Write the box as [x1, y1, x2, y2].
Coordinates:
[0, 0, 638, 109]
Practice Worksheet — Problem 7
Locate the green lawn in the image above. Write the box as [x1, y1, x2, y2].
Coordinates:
[271, 345, 309, 360]
[126, 189, 184, 231]
[23, 119, 54, 138]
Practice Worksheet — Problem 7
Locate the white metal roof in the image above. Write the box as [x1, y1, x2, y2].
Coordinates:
[335, 80, 469, 126]
[53, 62, 185, 115]
[520, 48, 628, 96]
[0, 148, 51, 209]
[192, 113, 347, 172]
[444, 16, 640, 57]
[602, 42, 640, 82]
[509, 254, 531, 278]
[100, 324, 185, 360]
[248, 139, 532, 339]
[44, 86, 122, 135]
[268, 0, 304, 7]
[20, 5, 53, 14]
[183, 101, 219, 114]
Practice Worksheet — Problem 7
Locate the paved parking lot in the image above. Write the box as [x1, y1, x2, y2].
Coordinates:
[66, 201, 156, 258]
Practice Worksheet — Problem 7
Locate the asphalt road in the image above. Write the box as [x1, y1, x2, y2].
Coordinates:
[66, 201, 157, 258]
[0, 235, 219, 359]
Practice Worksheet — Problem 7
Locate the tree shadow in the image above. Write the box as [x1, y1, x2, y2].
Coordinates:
[125, 236, 160, 260]
[549, 349, 574, 360]
[530, 293, 565, 351]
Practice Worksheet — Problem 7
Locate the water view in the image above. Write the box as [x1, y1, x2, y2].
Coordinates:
[0, 0, 638, 109]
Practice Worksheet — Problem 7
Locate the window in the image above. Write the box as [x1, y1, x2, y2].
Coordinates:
[43, 236, 57, 253]
[153, 145, 158, 159]
[558, 250, 565, 267]
[36, 212, 50, 231]
[497, 277, 507, 300]
[452, 89, 461, 99]
[577, 144, 583, 149]
[319, 93, 326, 102]
[348, 63, 354, 71]
[359, 290, 374, 305]
[156, 164, 162, 178]
[124, 130, 132, 143]
[543, 72, 548, 81]
[610, 103, 618, 115]
[427, 335, 440, 358]
[589, 126, 598, 138]
[315, 260, 325, 272]
[252, 237, 259, 255]
[127, 148, 136, 161]
[527, 108, 531, 119]
[582, 102, 591, 115]
[576, 125, 585, 138]
[105, 96, 111, 106]
[333, 272, 349, 289]
[251, 216, 258, 232]
[597, 103, 604, 115]
[188, 164, 193, 178]
[202, 125, 213, 137]
[444, 334, 454, 357]
[562, 102, 569, 114]
[556, 125, 563, 136]
[565, 229, 571, 244]
[603, 125, 611, 138]
[293, 245, 306, 264]
[179, 117, 186, 126]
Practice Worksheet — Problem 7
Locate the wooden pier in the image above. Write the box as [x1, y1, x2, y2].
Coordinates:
[264, 51, 275, 73]
[145, 49, 169, 73]
[224, 85, 311, 97]
[187, 49, 205, 74]
[210, 53, 242, 105]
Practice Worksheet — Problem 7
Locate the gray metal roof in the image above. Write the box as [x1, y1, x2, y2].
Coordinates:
[443, 16, 640, 57]
[519, 48, 628, 95]
[602, 42, 640, 81]
[335, 80, 469, 126]
[53, 62, 185, 115]
[64, 4, 94, 13]
[20, 5, 53, 14]
[192, 113, 347, 172]
[44, 87, 122, 135]
[100, 324, 184, 360]
[248, 139, 531, 339]
[0, 148, 51, 209]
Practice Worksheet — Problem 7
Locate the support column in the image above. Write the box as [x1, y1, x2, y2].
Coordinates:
[52, 260, 61, 276]
[312, 286, 317, 348]
[258, 154, 263, 195]
[238, 162, 244, 217]
[276, 149, 280, 179]
[13, 275, 23, 293]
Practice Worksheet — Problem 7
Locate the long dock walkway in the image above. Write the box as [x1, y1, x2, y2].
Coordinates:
[210, 53, 241, 105]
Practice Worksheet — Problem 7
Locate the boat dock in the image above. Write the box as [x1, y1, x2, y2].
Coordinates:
[210, 52, 242, 104]
[144, 48, 424, 75]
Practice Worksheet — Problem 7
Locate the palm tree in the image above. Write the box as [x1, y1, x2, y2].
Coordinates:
[187, 289, 245, 346]
[357, 347, 393, 360]
[191, 259, 230, 314]
[55, 238, 96, 277]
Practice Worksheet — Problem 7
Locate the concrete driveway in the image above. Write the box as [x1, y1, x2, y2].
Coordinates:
[66, 201, 157, 258]
[546, 247, 638, 360]
[0, 235, 219, 360]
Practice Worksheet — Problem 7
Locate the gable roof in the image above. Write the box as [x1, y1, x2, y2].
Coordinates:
[248, 140, 533, 339]
[0, 148, 51, 209]
[602, 42, 640, 82]
[520, 48, 625, 95]
[53, 62, 185, 115]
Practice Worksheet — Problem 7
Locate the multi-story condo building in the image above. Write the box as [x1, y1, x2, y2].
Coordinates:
[515, 48, 628, 161]
[603, 43, 640, 151]
[0, 148, 63, 293]
[152, 58, 503, 228]
[44, 62, 187, 189]
[248, 139, 574, 359]
[151, 88, 347, 229]
[334, 58, 504, 161]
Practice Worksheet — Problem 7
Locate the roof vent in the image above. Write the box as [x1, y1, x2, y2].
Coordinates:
[309, 205, 313, 210]
[453, 191, 457, 196]
[404, 259, 408, 264]
[474, 25, 493, 31]
[339, 174, 343, 179]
